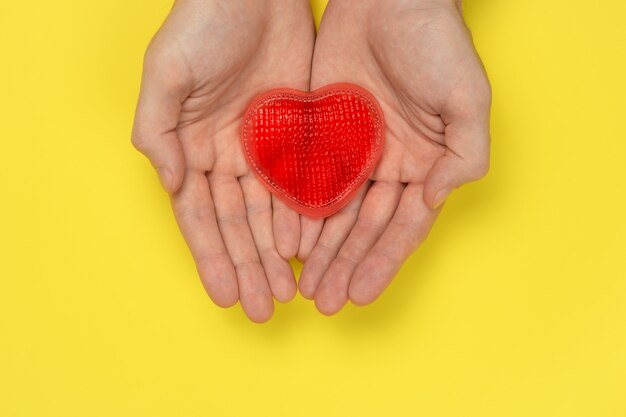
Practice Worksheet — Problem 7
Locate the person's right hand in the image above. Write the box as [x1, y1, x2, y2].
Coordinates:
[131, 0, 315, 322]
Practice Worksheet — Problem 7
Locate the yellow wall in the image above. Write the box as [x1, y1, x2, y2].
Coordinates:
[1, 0, 625, 415]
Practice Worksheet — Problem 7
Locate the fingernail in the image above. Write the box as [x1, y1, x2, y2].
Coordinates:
[157, 167, 173, 192]
[432, 188, 450, 209]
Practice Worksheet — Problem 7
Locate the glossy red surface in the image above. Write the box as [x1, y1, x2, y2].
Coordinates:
[242, 83, 385, 218]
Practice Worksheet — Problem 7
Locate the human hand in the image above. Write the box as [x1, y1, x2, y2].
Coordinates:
[132, 0, 315, 322]
[298, 0, 491, 314]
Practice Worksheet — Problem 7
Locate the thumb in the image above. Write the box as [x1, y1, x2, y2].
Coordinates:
[131, 48, 187, 194]
[424, 118, 491, 209]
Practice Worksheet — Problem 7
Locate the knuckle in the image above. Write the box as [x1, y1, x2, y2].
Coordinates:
[130, 130, 148, 152]
[471, 158, 490, 179]
[174, 205, 215, 224]
[336, 250, 360, 266]
[373, 244, 404, 265]
[314, 241, 337, 257]
[141, 39, 187, 89]
[232, 259, 263, 274]
[244, 201, 271, 217]
[481, 76, 492, 99]
[194, 250, 230, 267]
[356, 216, 387, 234]
[142, 39, 162, 67]
[466, 74, 492, 111]
[216, 212, 247, 227]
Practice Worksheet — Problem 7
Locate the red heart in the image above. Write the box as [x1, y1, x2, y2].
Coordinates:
[241, 83, 385, 218]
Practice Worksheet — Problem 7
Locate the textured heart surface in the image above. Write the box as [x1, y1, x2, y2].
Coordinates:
[241, 83, 385, 218]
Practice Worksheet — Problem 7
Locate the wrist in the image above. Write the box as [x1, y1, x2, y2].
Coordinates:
[342, 0, 458, 7]
[266, 0, 313, 19]
[267, 0, 311, 11]
[332, 0, 461, 19]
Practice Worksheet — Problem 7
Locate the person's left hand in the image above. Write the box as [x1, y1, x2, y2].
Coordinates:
[297, 0, 492, 315]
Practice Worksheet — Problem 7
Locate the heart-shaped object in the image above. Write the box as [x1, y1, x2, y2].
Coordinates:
[241, 83, 385, 218]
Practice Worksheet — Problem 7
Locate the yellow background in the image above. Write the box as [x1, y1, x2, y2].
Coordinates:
[1, 0, 625, 415]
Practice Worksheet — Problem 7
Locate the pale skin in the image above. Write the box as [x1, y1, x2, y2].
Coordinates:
[132, 0, 490, 321]
[299, 0, 491, 314]
[132, 0, 314, 322]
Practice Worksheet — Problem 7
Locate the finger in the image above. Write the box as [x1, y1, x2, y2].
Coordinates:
[171, 170, 238, 308]
[131, 48, 187, 193]
[209, 173, 274, 323]
[314, 181, 404, 315]
[424, 79, 491, 209]
[272, 196, 301, 260]
[240, 174, 297, 303]
[349, 184, 440, 306]
[298, 184, 369, 299]
[297, 215, 324, 262]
